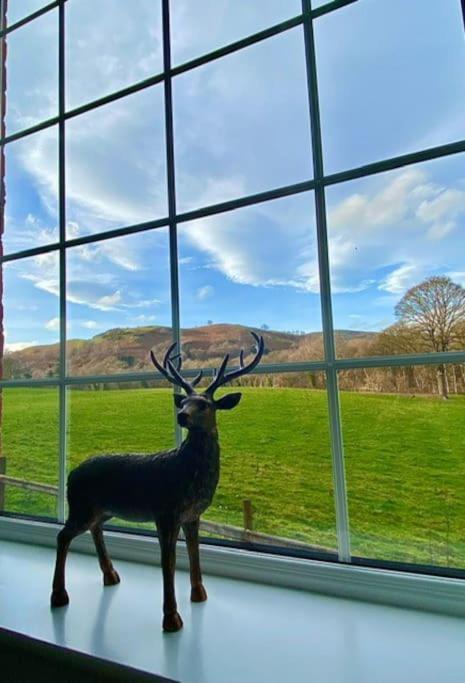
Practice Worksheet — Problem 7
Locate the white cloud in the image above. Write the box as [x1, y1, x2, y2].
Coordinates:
[378, 264, 421, 294]
[196, 285, 214, 301]
[447, 271, 465, 287]
[121, 298, 161, 309]
[182, 195, 318, 293]
[81, 320, 100, 330]
[132, 314, 156, 324]
[95, 291, 122, 310]
[5, 341, 38, 352]
[178, 168, 465, 298]
[45, 317, 60, 331]
[329, 168, 426, 233]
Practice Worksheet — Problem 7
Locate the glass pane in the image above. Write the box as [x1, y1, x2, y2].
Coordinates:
[5, 9, 58, 135]
[2, 252, 60, 379]
[315, 0, 465, 172]
[65, 86, 167, 238]
[3, 127, 59, 255]
[312, 0, 332, 8]
[0, 387, 59, 520]
[66, 229, 171, 376]
[7, 1, 49, 25]
[66, 0, 163, 110]
[67, 382, 175, 530]
[171, 0, 301, 65]
[178, 193, 323, 364]
[325, 154, 465, 358]
[174, 28, 312, 212]
[202, 373, 336, 552]
[341, 364, 465, 567]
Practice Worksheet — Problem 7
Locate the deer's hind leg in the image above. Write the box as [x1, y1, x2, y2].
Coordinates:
[182, 519, 207, 603]
[91, 519, 120, 586]
[51, 518, 90, 608]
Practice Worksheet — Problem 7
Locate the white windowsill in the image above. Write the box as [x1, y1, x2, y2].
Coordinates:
[2, 516, 465, 619]
[1, 530, 465, 682]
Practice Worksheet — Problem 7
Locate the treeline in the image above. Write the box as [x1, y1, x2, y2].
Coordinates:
[71, 363, 465, 397]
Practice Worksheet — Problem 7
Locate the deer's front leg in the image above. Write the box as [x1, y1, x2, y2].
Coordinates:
[182, 519, 207, 603]
[156, 517, 183, 632]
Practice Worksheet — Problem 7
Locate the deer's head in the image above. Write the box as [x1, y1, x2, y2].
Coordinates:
[150, 332, 265, 433]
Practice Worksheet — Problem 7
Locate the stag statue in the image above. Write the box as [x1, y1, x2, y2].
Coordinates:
[50, 332, 264, 632]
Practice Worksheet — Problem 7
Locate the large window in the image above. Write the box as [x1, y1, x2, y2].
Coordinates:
[1, 0, 465, 575]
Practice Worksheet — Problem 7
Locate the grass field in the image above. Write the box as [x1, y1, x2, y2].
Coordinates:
[2, 386, 465, 568]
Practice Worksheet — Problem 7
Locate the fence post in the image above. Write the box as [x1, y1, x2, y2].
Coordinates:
[0, 457, 5, 511]
[243, 499, 254, 531]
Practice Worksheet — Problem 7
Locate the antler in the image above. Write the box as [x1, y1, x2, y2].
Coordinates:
[150, 343, 203, 395]
[204, 331, 264, 397]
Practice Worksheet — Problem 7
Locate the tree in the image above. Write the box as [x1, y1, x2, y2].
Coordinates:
[260, 324, 269, 331]
[395, 276, 465, 399]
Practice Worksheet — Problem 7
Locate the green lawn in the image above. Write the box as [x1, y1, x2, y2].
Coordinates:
[2, 387, 465, 568]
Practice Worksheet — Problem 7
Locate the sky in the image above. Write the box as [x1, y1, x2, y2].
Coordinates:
[2, 0, 465, 357]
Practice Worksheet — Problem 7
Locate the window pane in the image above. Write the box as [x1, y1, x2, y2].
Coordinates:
[5, 10, 58, 135]
[6, 1, 49, 25]
[65, 86, 167, 238]
[2, 252, 60, 379]
[315, 0, 465, 172]
[171, 0, 301, 65]
[66, 0, 163, 110]
[202, 373, 336, 553]
[66, 230, 171, 376]
[0, 387, 59, 520]
[174, 28, 312, 212]
[312, 0, 333, 8]
[326, 154, 465, 359]
[178, 193, 323, 363]
[340, 364, 465, 567]
[67, 382, 174, 530]
[3, 127, 58, 255]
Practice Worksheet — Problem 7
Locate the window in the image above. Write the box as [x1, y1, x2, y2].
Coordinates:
[1, 0, 465, 578]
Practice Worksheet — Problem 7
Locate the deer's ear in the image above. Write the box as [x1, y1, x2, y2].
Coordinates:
[215, 392, 242, 410]
[173, 393, 184, 409]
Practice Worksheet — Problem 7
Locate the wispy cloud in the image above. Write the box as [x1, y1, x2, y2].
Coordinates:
[5, 341, 38, 352]
[196, 285, 214, 301]
[45, 317, 60, 331]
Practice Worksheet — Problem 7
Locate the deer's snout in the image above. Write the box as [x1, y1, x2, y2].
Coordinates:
[177, 411, 189, 427]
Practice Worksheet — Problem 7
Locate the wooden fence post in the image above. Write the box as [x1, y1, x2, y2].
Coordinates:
[243, 499, 254, 531]
[0, 457, 5, 511]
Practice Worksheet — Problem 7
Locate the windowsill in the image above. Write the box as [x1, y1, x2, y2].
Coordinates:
[2, 517, 465, 681]
[1, 536, 465, 682]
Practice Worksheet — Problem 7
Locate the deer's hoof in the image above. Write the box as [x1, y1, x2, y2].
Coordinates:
[163, 611, 183, 632]
[191, 584, 207, 602]
[51, 589, 69, 608]
[103, 569, 121, 586]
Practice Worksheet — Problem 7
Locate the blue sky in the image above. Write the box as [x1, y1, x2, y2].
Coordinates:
[3, 0, 465, 354]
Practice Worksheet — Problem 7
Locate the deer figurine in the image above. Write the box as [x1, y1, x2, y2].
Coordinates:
[50, 332, 264, 632]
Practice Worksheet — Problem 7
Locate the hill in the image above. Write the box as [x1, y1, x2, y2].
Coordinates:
[3, 324, 375, 379]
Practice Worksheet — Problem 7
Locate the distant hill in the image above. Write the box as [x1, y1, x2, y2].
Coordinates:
[3, 324, 376, 379]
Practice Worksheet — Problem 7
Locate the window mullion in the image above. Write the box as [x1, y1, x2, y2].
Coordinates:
[57, 0, 67, 523]
[302, 0, 351, 562]
[162, 0, 182, 447]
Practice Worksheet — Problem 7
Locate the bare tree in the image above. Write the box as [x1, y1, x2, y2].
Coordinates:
[395, 276, 465, 399]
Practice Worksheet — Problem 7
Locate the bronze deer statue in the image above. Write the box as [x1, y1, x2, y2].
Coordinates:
[50, 332, 264, 632]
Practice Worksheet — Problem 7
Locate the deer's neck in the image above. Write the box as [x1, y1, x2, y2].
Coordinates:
[183, 428, 219, 456]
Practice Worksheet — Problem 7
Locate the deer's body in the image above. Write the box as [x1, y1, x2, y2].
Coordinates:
[51, 333, 264, 632]
[67, 433, 220, 524]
